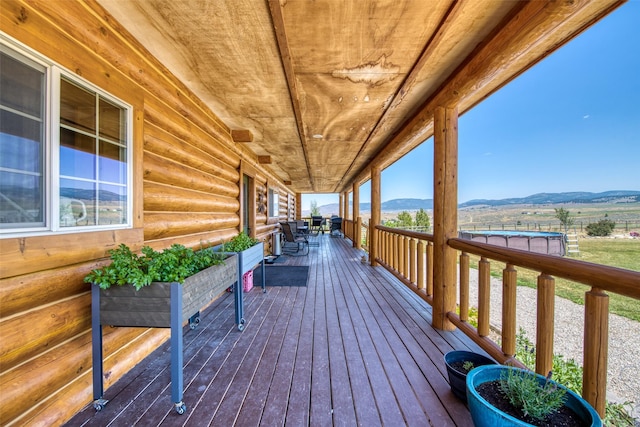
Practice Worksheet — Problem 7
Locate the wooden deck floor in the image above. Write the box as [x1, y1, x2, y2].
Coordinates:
[66, 234, 483, 426]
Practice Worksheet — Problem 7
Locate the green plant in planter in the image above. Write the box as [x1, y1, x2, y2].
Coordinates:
[499, 369, 566, 422]
[221, 232, 260, 252]
[84, 243, 225, 290]
[463, 360, 476, 373]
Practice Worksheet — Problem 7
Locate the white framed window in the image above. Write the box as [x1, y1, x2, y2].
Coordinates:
[268, 187, 278, 218]
[0, 37, 132, 236]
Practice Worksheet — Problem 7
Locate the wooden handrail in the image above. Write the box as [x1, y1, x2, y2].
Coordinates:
[448, 237, 640, 299]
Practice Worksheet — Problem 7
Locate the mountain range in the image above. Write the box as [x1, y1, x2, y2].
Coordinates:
[308, 190, 640, 215]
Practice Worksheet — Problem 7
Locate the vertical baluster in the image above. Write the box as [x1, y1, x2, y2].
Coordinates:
[502, 263, 517, 357]
[459, 252, 469, 323]
[417, 240, 425, 290]
[409, 238, 416, 285]
[386, 231, 391, 266]
[536, 274, 555, 376]
[382, 231, 388, 265]
[478, 257, 490, 337]
[426, 242, 434, 297]
[583, 287, 609, 418]
[399, 234, 404, 273]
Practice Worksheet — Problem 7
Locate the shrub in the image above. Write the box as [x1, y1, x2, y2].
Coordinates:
[499, 369, 566, 421]
[585, 219, 616, 236]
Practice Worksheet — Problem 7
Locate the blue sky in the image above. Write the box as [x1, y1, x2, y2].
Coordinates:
[303, 2, 639, 211]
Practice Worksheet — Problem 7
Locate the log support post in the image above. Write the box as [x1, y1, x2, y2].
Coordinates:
[432, 106, 458, 331]
[353, 183, 360, 249]
[370, 165, 381, 266]
[295, 192, 302, 220]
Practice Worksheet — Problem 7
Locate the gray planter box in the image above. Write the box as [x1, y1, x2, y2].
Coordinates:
[98, 255, 238, 328]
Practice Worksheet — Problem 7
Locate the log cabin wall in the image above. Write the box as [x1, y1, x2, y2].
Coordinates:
[0, 1, 293, 425]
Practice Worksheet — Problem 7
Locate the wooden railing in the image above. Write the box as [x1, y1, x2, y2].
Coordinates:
[372, 225, 640, 417]
[342, 218, 369, 252]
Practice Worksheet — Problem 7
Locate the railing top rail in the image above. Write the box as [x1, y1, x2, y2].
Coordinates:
[375, 225, 435, 242]
[449, 237, 640, 299]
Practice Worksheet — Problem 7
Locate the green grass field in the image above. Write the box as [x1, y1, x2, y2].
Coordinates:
[468, 238, 640, 322]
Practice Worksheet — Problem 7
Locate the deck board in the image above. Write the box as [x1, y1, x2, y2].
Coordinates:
[65, 235, 483, 426]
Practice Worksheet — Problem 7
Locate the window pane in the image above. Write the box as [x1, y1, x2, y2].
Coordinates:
[0, 170, 43, 227]
[0, 50, 45, 229]
[98, 183, 127, 225]
[60, 178, 95, 227]
[99, 140, 126, 184]
[0, 111, 42, 171]
[0, 51, 44, 117]
[60, 79, 95, 133]
[99, 98, 124, 142]
[60, 128, 96, 179]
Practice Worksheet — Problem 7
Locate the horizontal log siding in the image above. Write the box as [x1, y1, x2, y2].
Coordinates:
[0, 1, 293, 425]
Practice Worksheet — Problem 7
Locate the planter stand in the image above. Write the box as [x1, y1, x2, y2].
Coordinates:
[91, 283, 193, 414]
[232, 242, 266, 332]
[91, 251, 262, 416]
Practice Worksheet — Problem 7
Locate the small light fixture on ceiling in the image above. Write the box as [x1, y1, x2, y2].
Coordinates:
[312, 134, 323, 139]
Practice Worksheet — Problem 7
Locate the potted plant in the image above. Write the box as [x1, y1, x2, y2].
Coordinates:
[444, 350, 497, 403]
[466, 365, 602, 427]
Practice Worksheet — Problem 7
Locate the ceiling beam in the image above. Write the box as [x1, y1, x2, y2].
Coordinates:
[268, 0, 314, 189]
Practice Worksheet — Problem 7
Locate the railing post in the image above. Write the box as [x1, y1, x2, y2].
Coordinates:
[355, 217, 362, 250]
[478, 257, 491, 337]
[459, 252, 469, 323]
[502, 263, 517, 357]
[536, 274, 555, 376]
[583, 287, 608, 418]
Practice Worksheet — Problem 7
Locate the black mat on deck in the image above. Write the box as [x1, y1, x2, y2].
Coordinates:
[253, 265, 309, 287]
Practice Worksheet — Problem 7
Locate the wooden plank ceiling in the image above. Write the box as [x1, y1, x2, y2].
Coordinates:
[96, 0, 622, 194]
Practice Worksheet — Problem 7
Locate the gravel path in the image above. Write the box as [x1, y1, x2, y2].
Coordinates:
[464, 269, 640, 421]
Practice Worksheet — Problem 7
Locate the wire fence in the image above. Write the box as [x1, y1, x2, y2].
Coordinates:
[458, 220, 640, 233]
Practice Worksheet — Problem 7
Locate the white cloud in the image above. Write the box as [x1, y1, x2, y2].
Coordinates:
[583, 114, 590, 119]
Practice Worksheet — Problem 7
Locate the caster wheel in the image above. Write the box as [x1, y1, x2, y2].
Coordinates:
[189, 317, 200, 330]
[175, 402, 187, 415]
[93, 398, 108, 412]
[237, 319, 245, 331]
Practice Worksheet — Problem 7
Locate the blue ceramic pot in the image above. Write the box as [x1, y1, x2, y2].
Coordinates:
[466, 365, 602, 427]
[444, 350, 497, 403]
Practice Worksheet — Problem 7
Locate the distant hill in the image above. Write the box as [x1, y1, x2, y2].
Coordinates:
[458, 191, 640, 208]
[305, 191, 640, 215]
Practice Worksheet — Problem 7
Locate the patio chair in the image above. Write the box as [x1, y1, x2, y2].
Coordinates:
[310, 215, 325, 235]
[330, 216, 343, 237]
[280, 222, 309, 255]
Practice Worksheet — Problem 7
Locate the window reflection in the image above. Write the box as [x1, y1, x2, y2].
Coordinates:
[0, 50, 45, 228]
